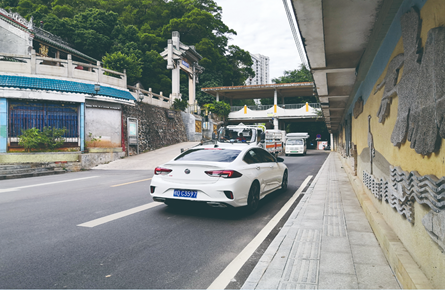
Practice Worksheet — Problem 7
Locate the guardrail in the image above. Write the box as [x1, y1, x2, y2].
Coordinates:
[128, 85, 172, 109]
[0, 51, 127, 88]
[230, 103, 321, 112]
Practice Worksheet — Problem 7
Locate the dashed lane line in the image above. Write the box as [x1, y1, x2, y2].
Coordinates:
[77, 202, 162, 228]
[0, 176, 99, 193]
[110, 178, 152, 187]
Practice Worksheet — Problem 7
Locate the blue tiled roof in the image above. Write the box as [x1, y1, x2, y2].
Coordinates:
[0, 75, 135, 101]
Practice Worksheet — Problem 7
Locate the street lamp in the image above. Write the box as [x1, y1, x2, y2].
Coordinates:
[94, 84, 101, 95]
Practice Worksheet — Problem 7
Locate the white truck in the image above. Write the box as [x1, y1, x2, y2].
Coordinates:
[285, 132, 309, 156]
[216, 123, 285, 156]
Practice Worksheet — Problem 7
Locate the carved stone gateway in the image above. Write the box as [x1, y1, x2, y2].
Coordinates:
[375, 8, 445, 155]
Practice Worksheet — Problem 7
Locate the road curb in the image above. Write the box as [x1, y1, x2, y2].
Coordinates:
[338, 154, 433, 289]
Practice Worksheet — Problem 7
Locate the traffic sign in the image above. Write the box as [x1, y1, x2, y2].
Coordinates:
[316, 134, 321, 139]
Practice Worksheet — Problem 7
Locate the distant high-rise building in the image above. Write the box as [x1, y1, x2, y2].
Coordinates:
[246, 54, 269, 85]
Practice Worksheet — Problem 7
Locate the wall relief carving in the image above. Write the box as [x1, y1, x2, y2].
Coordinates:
[375, 7, 445, 155]
[363, 165, 445, 250]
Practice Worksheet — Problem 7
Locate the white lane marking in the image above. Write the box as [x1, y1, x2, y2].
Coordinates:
[207, 175, 313, 290]
[0, 176, 99, 193]
[77, 202, 162, 228]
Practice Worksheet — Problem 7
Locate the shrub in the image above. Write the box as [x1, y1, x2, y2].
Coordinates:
[18, 128, 42, 152]
[18, 127, 66, 152]
[172, 98, 189, 111]
[40, 127, 66, 150]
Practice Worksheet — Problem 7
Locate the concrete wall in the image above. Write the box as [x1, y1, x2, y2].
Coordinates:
[0, 20, 30, 55]
[339, 0, 445, 287]
[79, 151, 125, 169]
[180, 112, 200, 141]
[123, 102, 187, 155]
[85, 101, 122, 148]
[0, 152, 79, 163]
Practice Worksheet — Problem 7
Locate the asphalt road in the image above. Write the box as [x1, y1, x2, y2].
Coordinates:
[0, 149, 328, 289]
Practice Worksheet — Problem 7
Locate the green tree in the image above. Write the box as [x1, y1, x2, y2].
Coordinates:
[261, 64, 316, 105]
[272, 64, 312, 84]
[102, 51, 142, 85]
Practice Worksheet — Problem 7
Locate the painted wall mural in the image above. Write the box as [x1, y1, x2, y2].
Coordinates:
[375, 7, 445, 155]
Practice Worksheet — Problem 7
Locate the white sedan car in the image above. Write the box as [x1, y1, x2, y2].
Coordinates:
[150, 144, 288, 213]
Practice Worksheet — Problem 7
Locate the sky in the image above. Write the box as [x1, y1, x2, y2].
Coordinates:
[216, 0, 303, 82]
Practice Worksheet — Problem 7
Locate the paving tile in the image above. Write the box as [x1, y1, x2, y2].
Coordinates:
[351, 245, 389, 265]
[321, 236, 350, 253]
[318, 273, 358, 289]
[355, 264, 400, 289]
[319, 252, 355, 275]
[288, 258, 319, 284]
[346, 220, 373, 233]
[255, 268, 282, 289]
[348, 231, 380, 247]
[299, 219, 323, 229]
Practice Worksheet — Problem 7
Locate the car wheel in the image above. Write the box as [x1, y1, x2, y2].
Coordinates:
[246, 182, 260, 214]
[280, 170, 288, 192]
[285, 154, 288, 156]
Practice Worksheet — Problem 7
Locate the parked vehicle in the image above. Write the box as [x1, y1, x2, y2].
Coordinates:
[285, 132, 309, 156]
[150, 144, 288, 213]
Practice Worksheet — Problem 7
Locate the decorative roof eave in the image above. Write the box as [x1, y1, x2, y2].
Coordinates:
[179, 42, 203, 62]
[0, 8, 33, 32]
[33, 27, 97, 63]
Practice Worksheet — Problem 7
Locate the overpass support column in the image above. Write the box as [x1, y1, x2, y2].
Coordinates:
[273, 89, 278, 130]
[330, 133, 334, 151]
[216, 92, 219, 102]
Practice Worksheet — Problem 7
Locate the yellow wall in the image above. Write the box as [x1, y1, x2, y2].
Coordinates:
[354, 0, 445, 177]
[351, 0, 445, 287]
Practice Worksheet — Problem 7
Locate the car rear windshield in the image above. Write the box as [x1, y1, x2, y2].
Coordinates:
[174, 148, 241, 162]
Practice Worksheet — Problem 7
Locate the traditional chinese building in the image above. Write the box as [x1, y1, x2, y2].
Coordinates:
[0, 8, 136, 153]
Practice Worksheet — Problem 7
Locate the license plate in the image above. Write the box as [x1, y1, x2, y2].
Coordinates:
[173, 189, 197, 198]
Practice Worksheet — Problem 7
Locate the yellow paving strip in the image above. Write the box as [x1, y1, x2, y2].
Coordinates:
[110, 178, 152, 187]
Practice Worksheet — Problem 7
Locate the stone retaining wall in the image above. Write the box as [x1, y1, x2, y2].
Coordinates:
[123, 102, 187, 155]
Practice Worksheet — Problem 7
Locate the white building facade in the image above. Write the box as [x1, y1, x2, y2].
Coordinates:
[246, 53, 269, 85]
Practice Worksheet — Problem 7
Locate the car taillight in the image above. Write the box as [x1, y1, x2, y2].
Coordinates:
[205, 170, 242, 178]
[154, 167, 172, 175]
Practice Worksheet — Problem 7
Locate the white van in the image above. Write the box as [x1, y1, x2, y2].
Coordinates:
[285, 133, 309, 156]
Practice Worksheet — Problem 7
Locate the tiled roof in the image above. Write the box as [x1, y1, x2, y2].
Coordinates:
[0, 75, 135, 101]
[33, 27, 97, 63]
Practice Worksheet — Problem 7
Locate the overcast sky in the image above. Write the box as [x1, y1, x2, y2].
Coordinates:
[216, 0, 303, 82]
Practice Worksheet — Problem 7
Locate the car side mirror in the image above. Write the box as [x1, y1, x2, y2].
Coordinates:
[260, 132, 265, 141]
[276, 157, 284, 162]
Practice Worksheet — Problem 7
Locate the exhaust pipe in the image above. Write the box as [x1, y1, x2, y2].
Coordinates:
[153, 197, 166, 203]
[207, 202, 227, 208]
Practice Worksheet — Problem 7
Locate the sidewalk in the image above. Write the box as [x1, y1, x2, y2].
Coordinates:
[92, 142, 200, 170]
[242, 153, 400, 289]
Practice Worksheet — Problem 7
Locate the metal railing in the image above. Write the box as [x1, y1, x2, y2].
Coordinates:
[230, 103, 321, 112]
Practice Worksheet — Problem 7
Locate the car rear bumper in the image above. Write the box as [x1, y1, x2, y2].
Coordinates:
[150, 177, 251, 207]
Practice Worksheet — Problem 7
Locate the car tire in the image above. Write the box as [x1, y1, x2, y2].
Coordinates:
[285, 154, 288, 156]
[280, 170, 288, 192]
[246, 182, 260, 214]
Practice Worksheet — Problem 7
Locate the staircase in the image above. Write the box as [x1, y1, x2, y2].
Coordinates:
[0, 163, 68, 180]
